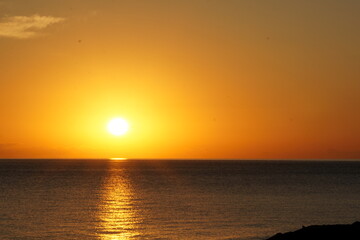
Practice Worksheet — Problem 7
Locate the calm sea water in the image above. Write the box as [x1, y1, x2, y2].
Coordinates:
[1, 159, 360, 240]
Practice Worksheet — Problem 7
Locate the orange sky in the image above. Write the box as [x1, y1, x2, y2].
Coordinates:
[1, 0, 360, 159]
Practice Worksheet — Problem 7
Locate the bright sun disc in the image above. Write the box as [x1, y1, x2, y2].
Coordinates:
[107, 118, 129, 136]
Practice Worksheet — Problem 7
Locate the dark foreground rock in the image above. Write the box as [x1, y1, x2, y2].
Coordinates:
[266, 221, 360, 240]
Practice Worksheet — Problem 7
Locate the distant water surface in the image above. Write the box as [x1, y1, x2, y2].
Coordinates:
[1, 159, 360, 240]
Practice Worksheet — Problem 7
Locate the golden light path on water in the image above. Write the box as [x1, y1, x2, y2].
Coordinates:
[97, 162, 140, 240]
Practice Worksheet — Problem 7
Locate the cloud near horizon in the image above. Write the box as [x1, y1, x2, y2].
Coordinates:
[0, 15, 64, 39]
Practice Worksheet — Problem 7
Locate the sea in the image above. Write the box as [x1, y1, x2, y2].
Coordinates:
[0, 159, 360, 240]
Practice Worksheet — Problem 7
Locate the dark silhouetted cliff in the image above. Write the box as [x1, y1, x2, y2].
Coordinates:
[266, 222, 360, 240]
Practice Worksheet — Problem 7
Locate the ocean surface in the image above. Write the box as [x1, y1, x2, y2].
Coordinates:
[1, 159, 360, 240]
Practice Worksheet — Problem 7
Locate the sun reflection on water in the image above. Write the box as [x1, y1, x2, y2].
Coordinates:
[97, 167, 140, 240]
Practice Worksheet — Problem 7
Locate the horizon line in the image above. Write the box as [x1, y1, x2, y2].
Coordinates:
[0, 158, 359, 161]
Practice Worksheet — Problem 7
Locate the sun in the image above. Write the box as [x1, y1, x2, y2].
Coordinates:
[107, 118, 129, 136]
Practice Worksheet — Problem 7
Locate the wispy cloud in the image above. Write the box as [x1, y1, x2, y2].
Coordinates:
[0, 15, 64, 39]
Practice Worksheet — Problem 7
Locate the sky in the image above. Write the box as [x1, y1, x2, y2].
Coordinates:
[0, 0, 359, 159]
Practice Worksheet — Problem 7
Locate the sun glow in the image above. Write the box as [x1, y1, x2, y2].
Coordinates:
[107, 118, 129, 136]
[109, 158, 128, 161]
